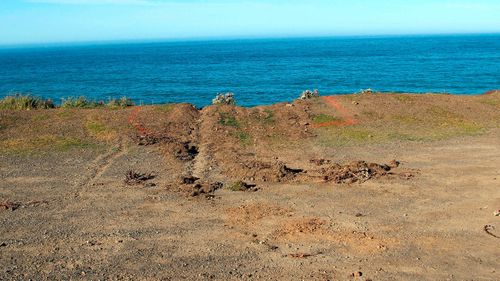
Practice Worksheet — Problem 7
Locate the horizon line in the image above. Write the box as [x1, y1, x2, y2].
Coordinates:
[1, 31, 499, 49]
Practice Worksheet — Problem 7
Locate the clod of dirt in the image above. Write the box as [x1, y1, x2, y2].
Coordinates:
[0, 201, 21, 211]
[176, 143, 199, 161]
[235, 160, 306, 183]
[350, 271, 363, 277]
[280, 165, 304, 176]
[483, 224, 499, 238]
[319, 161, 393, 184]
[124, 170, 156, 185]
[289, 253, 313, 258]
[226, 181, 258, 192]
[189, 182, 223, 197]
[389, 159, 400, 168]
[0, 200, 48, 211]
[181, 176, 200, 184]
[310, 158, 332, 166]
[136, 133, 172, 146]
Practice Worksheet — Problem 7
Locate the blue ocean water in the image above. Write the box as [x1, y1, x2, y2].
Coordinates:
[0, 34, 499, 107]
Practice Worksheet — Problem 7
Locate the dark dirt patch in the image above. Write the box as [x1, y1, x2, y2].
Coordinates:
[176, 142, 199, 161]
[317, 160, 397, 184]
[226, 181, 258, 192]
[124, 170, 156, 185]
[135, 133, 173, 146]
[309, 158, 332, 166]
[178, 176, 223, 197]
[0, 201, 21, 211]
[0, 200, 49, 211]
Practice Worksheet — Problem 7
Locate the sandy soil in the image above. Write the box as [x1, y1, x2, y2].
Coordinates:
[1, 92, 499, 280]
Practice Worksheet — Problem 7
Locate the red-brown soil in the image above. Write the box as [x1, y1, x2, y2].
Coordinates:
[1, 92, 499, 280]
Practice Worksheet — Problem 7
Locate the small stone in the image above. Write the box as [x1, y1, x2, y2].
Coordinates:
[351, 271, 362, 277]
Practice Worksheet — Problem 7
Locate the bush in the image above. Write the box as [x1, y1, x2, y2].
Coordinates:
[357, 88, 375, 94]
[107, 97, 135, 108]
[0, 94, 54, 110]
[298, 89, 320, 100]
[212, 92, 236, 105]
[61, 96, 104, 108]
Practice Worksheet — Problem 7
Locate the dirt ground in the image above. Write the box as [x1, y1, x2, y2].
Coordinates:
[1, 92, 499, 280]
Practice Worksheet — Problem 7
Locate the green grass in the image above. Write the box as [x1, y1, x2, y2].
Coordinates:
[480, 99, 500, 107]
[231, 131, 251, 146]
[316, 126, 377, 147]
[32, 114, 50, 121]
[312, 114, 342, 124]
[61, 96, 134, 109]
[0, 94, 55, 110]
[85, 121, 107, 135]
[107, 97, 135, 108]
[61, 96, 104, 108]
[0, 135, 94, 154]
[155, 103, 175, 112]
[226, 181, 248, 191]
[219, 112, 240, 128]
[261, 109, 275, 125]
[57, 110, 73, 118]
[393, 95, 415, 103]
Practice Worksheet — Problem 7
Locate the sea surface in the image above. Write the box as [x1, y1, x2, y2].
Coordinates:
[0, 34, 499, 107]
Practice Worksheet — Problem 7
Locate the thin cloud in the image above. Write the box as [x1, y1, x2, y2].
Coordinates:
[27, 0, 159, 5]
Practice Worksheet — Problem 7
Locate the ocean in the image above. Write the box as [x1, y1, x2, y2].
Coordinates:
[0, 34, 499, 107]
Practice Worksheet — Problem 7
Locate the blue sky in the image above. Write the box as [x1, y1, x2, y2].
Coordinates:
[0, 0, 499, 45]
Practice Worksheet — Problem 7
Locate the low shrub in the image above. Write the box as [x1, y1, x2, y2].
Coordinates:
[107, 97, 135, 108]
[298, 89, 320, 100]
[213, 92, 236, 105]
[0, 94, 54, 110]
[61, 96, 104, 108]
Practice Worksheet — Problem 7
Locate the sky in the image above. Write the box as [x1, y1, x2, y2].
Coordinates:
[0, 0, 499, 45]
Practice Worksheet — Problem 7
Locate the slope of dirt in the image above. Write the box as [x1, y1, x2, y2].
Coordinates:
[1, 92, 500, 280]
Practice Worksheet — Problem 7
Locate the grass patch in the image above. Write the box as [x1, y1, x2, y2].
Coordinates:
[226, 181, 248, 191]
[57, 110, 73, 118]
[231, 131, 251, 146]
[480, 99, 500, 107]
[261, 109, 275, 125]
[316, 126, 377, 147]
[393, 95, 415, 103]
[0, 135, 93, 154]
[155, 103, 175, 112]
[107, 97, 135, 108]
[85, 121, 107, 135]
[0, 94, 55, 110]
[219, 112, 240, 128]
[392, 114, 421, 125]
[312, 114, 342, 124]
[388, 121, 485, 142]
[32, 114, 50, 121]
[61, 96, 134, 109]
[61, 96, 104, 108]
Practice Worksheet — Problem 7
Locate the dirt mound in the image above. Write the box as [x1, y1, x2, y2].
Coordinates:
[232, 160, 306, 183]
[124, 170, 156, 186]
[317, 160, 400, 184]
[177, 176, 223, 197]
